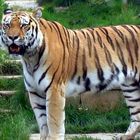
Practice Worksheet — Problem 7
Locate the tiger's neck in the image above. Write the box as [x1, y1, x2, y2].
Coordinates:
[22, 38, 47, 74]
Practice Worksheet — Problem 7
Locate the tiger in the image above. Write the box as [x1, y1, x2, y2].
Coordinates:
[1, 8, 140, 140]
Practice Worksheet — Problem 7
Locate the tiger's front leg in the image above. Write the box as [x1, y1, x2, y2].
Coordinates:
[46, 85, 65, 140]
[28, 91, 49, 140]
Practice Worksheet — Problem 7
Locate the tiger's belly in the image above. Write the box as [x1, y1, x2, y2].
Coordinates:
[65, 72, 125, 97]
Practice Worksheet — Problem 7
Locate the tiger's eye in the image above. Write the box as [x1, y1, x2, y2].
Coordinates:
[21, 24, 26, 27]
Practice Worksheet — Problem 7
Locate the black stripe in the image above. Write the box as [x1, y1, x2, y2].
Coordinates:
[134, 66, 137, 79]
[62, 26, 69, 51]
[100, 27, 115, 50]
[94, 47, 104, 82]
[113, 63, 120, 75]
[111, 26, 124, 43]
[122, 25, 138, 61]
[33, 41, 45, 72]
[131, 110, 140, 116]
[33, 103, 46, 110]
[96, 31, 104, 48]
[24, 76, 32, 88]
[71, 31, 80, 79]
[96, 83, 107, 91]
[115, 38, 127, 77]
[38, 64, 52, 84]
[39, 113, 46, 118]
[130, 80, 139, 87]
[30, 16, 41, 41]
[85, 78, 91, 91]
[129, 98, 140, 102]
[47, 21, 53, 31]
[44, 62, 60, 93]
[40, 19, 47, 29]
[24, 61, 32, 76]
[50, 22, 66, 65]
[130, 25, 138, 33]
[35, 25, 38, 39]
[82, 49, 87, 80]
[39, 43, 45, 62]
[77, 76, 81, 85]
[30, 91, 46, 99]
[122, 88, 139, 93]
[41, 124, 47, 130]
[125, 37, 134, 69]
[122, 81, 139, 87]
[81, 30, 86, 38]
[52, 22, 65, 48]
[51, 22, 66, 79]
[131, 120, 140, 122]
[86, 31, 92, 57]
[127, 105, 135, 109]
[87, 28, 96, 42]
[104, 44, 113, 73]
[124, 95, 132, 98]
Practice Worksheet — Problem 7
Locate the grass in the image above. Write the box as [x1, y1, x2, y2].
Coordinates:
[0, 50, 22, 75]
[65, 102, 129, 134]
[0, 78, 22, 90]
[42, 0, 140, 29]
[0, 0, 139, 139]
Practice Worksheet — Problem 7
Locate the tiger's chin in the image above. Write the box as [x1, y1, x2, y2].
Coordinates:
[8, 43, 26, 55]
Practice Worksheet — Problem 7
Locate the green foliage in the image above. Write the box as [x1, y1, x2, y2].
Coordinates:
[10, 80, 31, 110]
[43, 0, 88, 6]
[0, 78, 21, 90]
[0, 0, 4, 20]
[0, 50, 22, 75]
[0, 61, 22, 75]
[42, 0, 140, 28]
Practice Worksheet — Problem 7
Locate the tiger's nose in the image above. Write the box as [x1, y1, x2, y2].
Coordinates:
[8, 35, 19, 41]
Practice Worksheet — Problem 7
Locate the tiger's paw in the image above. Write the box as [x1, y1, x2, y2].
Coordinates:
[115, 134, 134, 140]
[40, 132, 48, 140]
[46, 135, 64, 140]
[40, 135, 47, 140]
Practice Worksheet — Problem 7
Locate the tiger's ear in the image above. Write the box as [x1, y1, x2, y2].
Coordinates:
[33, 7, 43, 19]
[4, 9, 13, 15]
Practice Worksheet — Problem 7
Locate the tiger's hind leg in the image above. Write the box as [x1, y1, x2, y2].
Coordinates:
[119, 81, 140, 140]
[28, 91, 48, 140]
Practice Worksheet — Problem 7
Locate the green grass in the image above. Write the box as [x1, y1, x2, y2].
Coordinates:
[42, 0, 140, 29]
[0, 61, 22, 75]
[65, 102, 129, 134]
[0, 78, 22, 90]
[0, 109, 34, 140]
[0, 82, 38, 140]
[0, 50, 22, 75]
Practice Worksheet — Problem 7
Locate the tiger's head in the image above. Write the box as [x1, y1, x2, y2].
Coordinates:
[1, 8, 43, 55]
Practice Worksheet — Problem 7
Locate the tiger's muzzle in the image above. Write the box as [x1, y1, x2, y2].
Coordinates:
[8, 43, 26, 55]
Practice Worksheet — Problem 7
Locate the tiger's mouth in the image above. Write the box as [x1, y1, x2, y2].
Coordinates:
[8, 44, 25, 55]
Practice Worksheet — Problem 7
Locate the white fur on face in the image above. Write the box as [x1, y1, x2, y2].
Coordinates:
[1, 12, 43, 54]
